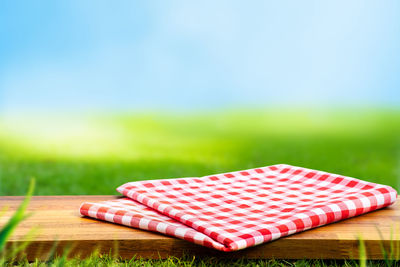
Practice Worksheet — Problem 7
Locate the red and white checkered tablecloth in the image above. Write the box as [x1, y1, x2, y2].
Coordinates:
[79, 164, 397, 251]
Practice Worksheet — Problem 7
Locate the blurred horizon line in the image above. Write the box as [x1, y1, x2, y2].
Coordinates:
[1, 104, 400, 118]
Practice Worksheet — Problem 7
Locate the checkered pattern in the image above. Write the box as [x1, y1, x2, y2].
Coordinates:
[80, 164, 397, 251]
[80, 197, 226, 250]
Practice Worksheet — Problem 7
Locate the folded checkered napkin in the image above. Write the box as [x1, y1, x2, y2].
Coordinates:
[79, 164, 397, 251]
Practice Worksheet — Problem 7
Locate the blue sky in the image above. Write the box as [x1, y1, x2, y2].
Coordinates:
[1, 1, 399, 113]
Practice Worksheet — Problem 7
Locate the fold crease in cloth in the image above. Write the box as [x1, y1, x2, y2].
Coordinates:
[79, 164, 397, 252]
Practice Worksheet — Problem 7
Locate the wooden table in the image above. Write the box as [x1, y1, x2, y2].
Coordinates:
[1, 196, 399, 260]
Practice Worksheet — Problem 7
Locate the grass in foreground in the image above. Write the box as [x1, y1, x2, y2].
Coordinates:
[1, 253, 398, 267]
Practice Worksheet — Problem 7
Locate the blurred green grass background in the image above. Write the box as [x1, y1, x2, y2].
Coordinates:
[0, 109, 399, 196]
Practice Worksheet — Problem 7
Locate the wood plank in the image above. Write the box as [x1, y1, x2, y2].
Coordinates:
[0, 196, 399, 260]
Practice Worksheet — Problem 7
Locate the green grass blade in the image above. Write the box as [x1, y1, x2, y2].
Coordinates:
[375, 225, 391, 266]
[5, 227, 38, 262]
[358, 235, 366, 267]
[0, 178, 35, 252]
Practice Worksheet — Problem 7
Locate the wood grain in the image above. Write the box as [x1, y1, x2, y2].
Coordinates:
[0, 195, 399, 260]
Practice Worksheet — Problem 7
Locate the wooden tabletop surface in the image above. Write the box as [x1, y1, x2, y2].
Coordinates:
[1, 195, 399, 260]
